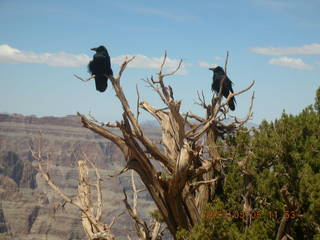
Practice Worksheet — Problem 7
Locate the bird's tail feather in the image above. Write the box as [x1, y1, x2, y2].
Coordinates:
[95, 75, 108, 92]
[228, 97, 236, 111]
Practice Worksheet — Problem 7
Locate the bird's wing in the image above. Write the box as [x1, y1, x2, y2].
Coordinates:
[88, 60, 95, 74]
[212, 74, 223, 93]
[227, 78, 234, 93]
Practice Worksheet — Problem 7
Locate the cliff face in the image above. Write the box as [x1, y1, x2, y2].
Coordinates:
[0, 113, 159, 240]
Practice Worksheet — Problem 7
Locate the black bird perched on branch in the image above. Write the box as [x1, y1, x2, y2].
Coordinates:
[209, 66, 236, 111]
[88, 45, 113, 92]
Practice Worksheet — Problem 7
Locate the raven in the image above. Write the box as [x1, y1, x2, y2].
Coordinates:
[88, 45, 113, 92]
[209, 66, 236, 111]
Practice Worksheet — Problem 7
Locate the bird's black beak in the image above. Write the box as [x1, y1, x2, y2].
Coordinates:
[209, 67, 214, 71]
[90, 48, 97, 51]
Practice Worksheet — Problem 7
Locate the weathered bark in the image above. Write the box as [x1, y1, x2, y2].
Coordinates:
[77, 53, 254, 238]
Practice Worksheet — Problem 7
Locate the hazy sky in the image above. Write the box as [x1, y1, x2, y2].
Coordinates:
[0, 0, 319, 124]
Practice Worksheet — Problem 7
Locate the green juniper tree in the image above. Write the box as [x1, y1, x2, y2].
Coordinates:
[178, 88, 320, 240]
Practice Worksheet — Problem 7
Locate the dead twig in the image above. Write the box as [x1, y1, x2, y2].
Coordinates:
[74, 74, 95, 82]
[136, 85, 141, 121]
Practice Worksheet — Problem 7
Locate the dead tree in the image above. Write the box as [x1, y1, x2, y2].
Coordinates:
[32, 137, 165, 240]
[31, 138, 118, 240]
[77, 52, 254, 237]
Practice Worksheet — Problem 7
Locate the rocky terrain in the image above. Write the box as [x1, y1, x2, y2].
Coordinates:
[0, 113, 161, 240]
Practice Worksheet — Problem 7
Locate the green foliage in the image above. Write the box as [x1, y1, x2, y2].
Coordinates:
[177, 87, 320, 239]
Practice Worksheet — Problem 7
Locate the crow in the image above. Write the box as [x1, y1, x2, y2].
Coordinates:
[209, 66, 236, 111]
[88, 45, 113, 92]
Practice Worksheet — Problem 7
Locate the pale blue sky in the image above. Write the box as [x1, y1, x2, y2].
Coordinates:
[0, 0, 319, 124]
